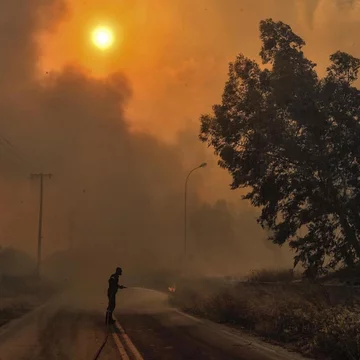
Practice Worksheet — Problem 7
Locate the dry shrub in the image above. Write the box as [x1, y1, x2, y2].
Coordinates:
[247, 268, 302, 283]
[313, 306, 360, 360]
[171, 280, 360, 360]
[0, 276, 56, 328]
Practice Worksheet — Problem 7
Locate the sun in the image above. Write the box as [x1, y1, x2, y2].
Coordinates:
[92, 26, 114, 50]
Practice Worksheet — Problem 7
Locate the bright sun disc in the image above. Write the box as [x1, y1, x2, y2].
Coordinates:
[92, 27, 114, 50]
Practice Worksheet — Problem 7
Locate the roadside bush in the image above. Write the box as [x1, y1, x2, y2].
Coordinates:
[313, 306, 360, 360]
[247, 268, 302, 283]
[171, 281, 360, 360]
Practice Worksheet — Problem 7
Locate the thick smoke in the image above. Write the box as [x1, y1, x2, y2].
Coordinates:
[0, 0, 191, 283]
[9, 0, 360, 284]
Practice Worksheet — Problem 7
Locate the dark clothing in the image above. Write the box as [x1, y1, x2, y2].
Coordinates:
[107, 273, 120, 297]
[107, 293, 116, 311]
[106, 272, 120, 323]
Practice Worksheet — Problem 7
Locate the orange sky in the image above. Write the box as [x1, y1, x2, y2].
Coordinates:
[37, 0, 278, 140]
[32, 0, 360, 211]
[37, 0, 360, 144]
[2, 0, 354, 263]
[38, 0, 181, 130]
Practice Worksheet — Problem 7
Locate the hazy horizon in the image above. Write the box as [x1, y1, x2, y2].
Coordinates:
[1, 0, 359, 280]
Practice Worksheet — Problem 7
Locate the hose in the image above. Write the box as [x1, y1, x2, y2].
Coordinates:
[93, 286, 126, 360]
[92, 310, 111, 360]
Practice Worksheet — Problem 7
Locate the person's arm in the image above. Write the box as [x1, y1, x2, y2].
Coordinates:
[118, 284, 127, 289]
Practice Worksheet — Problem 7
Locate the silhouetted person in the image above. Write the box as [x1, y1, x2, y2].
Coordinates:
[106, 267, 126, 324]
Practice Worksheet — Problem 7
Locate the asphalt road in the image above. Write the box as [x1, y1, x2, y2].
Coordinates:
[0, 288, 309, 360]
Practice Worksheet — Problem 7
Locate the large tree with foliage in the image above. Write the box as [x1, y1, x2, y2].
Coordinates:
[200, 19, 360, 275]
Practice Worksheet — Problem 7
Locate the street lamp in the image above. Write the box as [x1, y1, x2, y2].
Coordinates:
[184, 162, 207, 265]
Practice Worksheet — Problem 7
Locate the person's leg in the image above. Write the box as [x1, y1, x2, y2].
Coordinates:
[108, 295, 116, 323]
[106, 295, 111, 324]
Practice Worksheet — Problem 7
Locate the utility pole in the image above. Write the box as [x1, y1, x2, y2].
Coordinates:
[31, 173, 52, 278]
[184, 163, 207, 268]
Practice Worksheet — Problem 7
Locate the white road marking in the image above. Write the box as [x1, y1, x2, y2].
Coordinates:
[171, 310, 305, 359]
[113, 316, 144, 360]
[172, 309, 204, 323]
[111, 331, 130, 360]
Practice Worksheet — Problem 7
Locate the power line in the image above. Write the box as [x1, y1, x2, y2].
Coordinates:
[0, 133, 27, 161]
[0, 132, 34, 175]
